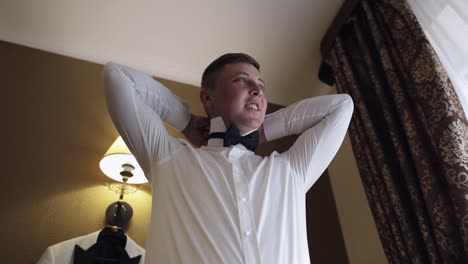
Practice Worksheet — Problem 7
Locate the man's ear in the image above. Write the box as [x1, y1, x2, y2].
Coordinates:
[200, 88, 212, 114]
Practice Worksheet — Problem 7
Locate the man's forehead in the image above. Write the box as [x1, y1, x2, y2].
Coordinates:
[222, 63, 262, 77]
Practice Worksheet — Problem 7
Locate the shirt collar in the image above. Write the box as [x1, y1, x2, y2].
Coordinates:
[207, 116, 227, 147]
[206, 116, 258, 149]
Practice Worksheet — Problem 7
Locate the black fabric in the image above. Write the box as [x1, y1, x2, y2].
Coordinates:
[97, 227, 127, 248]
[209, 125, 259, 151]
[318, 62, 335, 86]
[73, 227, 142, 264]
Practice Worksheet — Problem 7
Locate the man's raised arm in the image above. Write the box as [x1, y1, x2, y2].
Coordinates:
[263, 94, 354, 190]
[103, 62, 192, 178]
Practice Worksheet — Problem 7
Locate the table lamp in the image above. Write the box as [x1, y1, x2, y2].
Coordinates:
[99, 136, 147, 229]
[99, 136, 147, 184]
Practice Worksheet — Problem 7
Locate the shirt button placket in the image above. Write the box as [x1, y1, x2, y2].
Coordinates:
[231, 150, 261, 263]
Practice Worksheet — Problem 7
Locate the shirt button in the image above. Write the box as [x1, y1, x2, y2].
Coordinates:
[245, 230, 251, 236]
[241, 197, 247, 202]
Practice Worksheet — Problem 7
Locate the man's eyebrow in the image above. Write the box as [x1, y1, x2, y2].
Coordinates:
[234, 72, 249, 77]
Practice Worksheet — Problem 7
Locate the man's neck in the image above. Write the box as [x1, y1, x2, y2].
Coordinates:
[210, 116, 258, 136]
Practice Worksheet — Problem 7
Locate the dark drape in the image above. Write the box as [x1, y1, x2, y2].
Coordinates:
[321, 0, 468, 262]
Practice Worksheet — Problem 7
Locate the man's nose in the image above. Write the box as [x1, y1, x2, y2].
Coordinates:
[249, 84, 263, 96]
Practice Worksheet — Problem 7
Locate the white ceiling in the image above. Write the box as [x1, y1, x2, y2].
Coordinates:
[0, 0, 343, 105]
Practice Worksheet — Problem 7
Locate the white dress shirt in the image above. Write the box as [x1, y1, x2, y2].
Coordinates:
[103, 62, 353, 264]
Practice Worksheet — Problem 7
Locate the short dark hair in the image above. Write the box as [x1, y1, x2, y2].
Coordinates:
[201, 53, 260, 89]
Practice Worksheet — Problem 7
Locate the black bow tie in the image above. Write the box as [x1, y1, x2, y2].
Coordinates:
[209, 126, 259, 151]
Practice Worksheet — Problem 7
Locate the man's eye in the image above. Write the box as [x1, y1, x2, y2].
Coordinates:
[236, 78, 248, 85]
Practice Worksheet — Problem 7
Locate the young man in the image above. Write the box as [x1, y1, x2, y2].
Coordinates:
[103, 53, 353, 264]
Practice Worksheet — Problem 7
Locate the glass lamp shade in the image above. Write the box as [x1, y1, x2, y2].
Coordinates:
[99, 136, 148, 184]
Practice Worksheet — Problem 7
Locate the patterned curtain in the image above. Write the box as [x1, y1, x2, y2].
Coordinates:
[322, 0, 468, 262]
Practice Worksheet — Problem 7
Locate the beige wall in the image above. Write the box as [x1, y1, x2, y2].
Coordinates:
[328, 134, 388, 263]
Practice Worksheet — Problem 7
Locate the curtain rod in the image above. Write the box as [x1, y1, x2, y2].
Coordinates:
[320, 0, 361, 58]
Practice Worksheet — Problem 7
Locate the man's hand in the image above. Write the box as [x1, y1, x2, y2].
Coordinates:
[182, 114, 210, 147]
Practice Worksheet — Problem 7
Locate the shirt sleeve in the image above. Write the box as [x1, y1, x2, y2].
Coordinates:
[102, 62, 191, 178]
[263, 94, 354, 191]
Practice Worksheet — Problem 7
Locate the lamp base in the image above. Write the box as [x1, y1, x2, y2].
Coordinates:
[105, 201, 133, 228]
